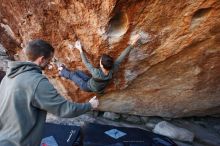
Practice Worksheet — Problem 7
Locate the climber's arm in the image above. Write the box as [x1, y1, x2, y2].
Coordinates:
[80, 51, 98, 75]
[113, 45, 133, 71]
[113, 34, 140, 72]
[75, 40, 99, 75]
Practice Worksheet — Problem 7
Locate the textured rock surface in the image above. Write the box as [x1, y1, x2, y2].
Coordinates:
[103, 112, 120, 121]
[173, 119, 220, 146]
[0, 0, 220, 117]
[153, 121, 194, 142]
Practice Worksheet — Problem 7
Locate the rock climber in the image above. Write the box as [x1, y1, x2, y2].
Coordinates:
[58, 34, 140, 94]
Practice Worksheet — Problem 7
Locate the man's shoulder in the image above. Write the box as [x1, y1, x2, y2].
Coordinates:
[15, 70, 46, 86]
[23, 70, 45, 78]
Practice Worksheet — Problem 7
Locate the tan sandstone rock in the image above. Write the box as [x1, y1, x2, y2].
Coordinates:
[0, 0, 220, 117]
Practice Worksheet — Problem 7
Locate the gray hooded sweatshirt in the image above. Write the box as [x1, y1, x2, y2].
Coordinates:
[0, 61, 92, 146]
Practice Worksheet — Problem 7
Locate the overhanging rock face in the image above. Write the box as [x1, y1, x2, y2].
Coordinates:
[0, 0, 220, 117]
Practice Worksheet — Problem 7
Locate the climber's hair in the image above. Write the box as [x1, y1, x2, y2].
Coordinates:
[24, 39, 54, 61]
[101, 54, 114, 70]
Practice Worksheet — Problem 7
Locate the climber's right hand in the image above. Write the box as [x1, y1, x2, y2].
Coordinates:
[89, 96, 99, 109]
[75, 40, 83, 53]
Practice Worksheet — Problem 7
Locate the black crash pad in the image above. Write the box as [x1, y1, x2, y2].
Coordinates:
[82, 123, 177, 146]
[41, 123, 81, 146]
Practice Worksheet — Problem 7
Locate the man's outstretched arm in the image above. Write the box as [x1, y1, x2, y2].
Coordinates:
[32, 78, 98, 118]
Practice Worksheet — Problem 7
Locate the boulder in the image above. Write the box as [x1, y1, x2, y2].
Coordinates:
[103, 112, 120, 121]
[153, 121, 194, 142]
[124, 115, 141, 124]
[173, 120, 220, 146]
[0, 0, 220, 117]
[140, 116, 149, 123]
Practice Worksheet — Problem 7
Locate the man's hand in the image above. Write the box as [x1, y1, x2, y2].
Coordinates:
[89, 96, 99, 109]
[75, 40, 83, 53]
[129, 34, 140, 46]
